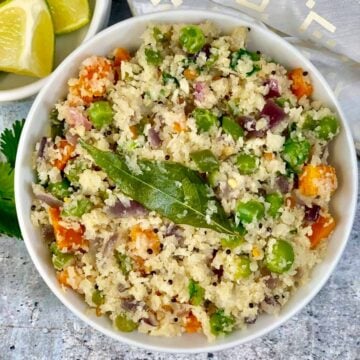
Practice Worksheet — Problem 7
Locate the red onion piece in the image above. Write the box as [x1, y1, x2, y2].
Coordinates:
[260, 100, 285, 128]
[264, 79, 280, 98]
[276, 175, 290, 194]
[237, 116, 267, 138]
[65, 132, 79, 146]
[37, 137, 48, 158]
[33, 187, 63, 208]
[148, 128, 161, 148]
[304, 205, 320, 222]
[194, 82, 206, 102]
[67, 108, 92, 130]
[107, 200, 148, 217]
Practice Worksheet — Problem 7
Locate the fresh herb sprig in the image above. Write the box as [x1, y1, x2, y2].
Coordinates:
[0, 119, 25, 238]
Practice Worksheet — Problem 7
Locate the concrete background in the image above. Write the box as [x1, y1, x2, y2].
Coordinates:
[0, 1, 359, 359]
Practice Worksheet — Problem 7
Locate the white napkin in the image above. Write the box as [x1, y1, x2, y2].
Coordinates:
[127, 0, 360, 154]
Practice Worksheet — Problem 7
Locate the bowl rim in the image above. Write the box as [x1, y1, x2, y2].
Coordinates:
[0, 0, 112, 103]
[15, 9, 358, 353]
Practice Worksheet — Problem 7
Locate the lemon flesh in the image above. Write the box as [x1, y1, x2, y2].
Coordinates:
[47, 0, 90, 35]
[0, 0, 54, 78]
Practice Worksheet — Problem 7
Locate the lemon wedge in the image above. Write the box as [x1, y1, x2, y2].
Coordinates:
[0, 0, 54, 78]
[47, 0, 90, 35]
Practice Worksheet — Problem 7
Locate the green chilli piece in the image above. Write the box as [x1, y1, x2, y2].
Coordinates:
[115, 314, 138, 332]
[162, 72, 179, 86]
[234, 255, 252, 279]
[265, 193, 283, 218]
[92, 289, 105, 306]
[50, 243, 74, 271]
[88, 101, 113, 129]
[65, 160, 87, 184]
[208, 170, 219, 187]
[153, 27, 165, 42]
[246, 64, 261, 77]
[204, 53, 219, 69]
[282, 138, 310, 172]
[236, 153, 258, 175]
[221, 235, 244, 249]
[190, 149, 219, 172]
[314, 116, 340, 141]
[179, 25, 206, 54]
[145, 47, 163, 66]
[236, 200, 265, 224]
[230, 48, 260, 70]
[275, 98, 289, 108]
[210, 309, 236, 335]
[222, 116, 244, 140]
[48, 179, 72, 200]
[265, 239, 294, 274]
[114, 250, 132, 276]
[61, 198, 93, 218]
[193, 108, 218, 132]
[50, 108, 64, 139]
[188, 279, 205, 306]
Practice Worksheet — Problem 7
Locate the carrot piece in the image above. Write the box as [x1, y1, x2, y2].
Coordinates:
[129, 225, 160, 256]
[263, 152, 275, 161]
[57, 269, 69, 287]
[173, 121, 187, 133]
[52, 140, 75, 171]
[48, 207, 88, 251]
[113, 47, 131, 67]
[184, 312, 202, 333]
[288, 68, 313, 99]
[299, 164, 337, 197]
[183, 68, 198, 81]
[309, 214, 336, 249]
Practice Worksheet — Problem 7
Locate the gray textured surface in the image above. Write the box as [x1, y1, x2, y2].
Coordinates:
[1, 2, 359, 359]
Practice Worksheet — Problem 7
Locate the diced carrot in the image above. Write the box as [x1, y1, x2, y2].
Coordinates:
[299, 164, 337, 197]
[184, 312, 202, 333]
[286, 194, 296, 208]
[129, 224, 160, 257]
[309, 214, 336, 249]
[183, 68, 198, 81]
[48, 207, 88, 251]
[113, 47, 131, 67]
[288, 68, 313, 99]
[57, 269, 69, 287]
[173, 121, 187, 133]
[263, 152, 275, 161]
[52, 140, 75, 171]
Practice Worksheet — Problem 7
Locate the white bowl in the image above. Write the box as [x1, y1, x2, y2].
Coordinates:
[15, 10, 358, 353]
[0, 0, 112, 103]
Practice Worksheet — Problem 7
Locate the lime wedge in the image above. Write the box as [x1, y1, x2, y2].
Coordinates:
[47, 0, 90, 35]
[0, 0, 54, 78]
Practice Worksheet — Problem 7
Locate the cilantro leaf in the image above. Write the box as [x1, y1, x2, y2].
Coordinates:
[0, 119, 25, 168]
[0, 162, 21, 238]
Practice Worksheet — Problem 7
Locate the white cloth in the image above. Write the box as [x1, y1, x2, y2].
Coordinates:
[127, 0, 360, 153]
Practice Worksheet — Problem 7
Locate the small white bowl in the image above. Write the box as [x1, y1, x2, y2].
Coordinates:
[0, 0, 111, 103]
[15, 10, 358, 353]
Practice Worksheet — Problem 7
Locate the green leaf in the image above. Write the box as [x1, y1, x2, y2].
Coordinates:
[0, 119, 25, 168]
[80, 141, 235, 235]
[0, 162, 21, 238]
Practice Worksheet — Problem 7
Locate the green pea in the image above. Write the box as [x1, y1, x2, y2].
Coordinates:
[179, 25, 206, 54]
[92, 289, 105, 306]
[193, 108, 218, 132]
[236, 200, 265, 224]
[221, 235, 244, 249]
[265, 193, 283, 218]
[145, 48, 163, 66]
[115, 314, 138, 332]
[302, 115, 316, 130]
[209, 309, 235, 335]
[234, 256, 252, 279]
[48, 179, 72, 200]
[188, 279, 205, 306]
[265, 239, 294, 274]
[88, 101, 113, 129]
[236, 154, 258, 175]
[282, 138, 310, 172]
[230, 48, 260, 70]
[222, 116, 244, 140]
[162, 72, 179, 86]
[114, 250, 132, 276]
[50, 243, 74, 271]
[314, 116, 340, 141]
[190, 150, 219, 172]
[61, 198, 93, 218]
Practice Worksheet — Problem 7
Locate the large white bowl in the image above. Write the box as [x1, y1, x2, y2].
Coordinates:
[0, 0, 112, 103]
[15, 10, 358, 353]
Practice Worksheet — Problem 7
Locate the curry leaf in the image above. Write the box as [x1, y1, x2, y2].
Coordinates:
[80, 141, 235, 235]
